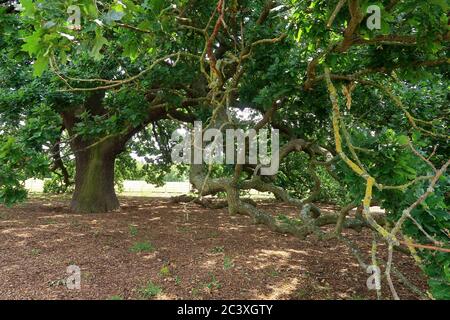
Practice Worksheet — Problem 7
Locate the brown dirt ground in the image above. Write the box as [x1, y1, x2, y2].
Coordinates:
[0, 196, 427, 300]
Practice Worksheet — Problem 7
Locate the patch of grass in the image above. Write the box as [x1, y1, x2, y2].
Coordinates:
[109, 295, 124, 300]
[139, 281, 162, 299]
[210, 246, 225, 254]
[223, 255, 234, 270]
[190, 274, 222, 297]
[130, 241, 155, 253]
[159, 265, 171, 278]
[129, 224, 138, 237]
[175, 276, 181, 286]
[30, 248, 41, 256]
[277, 214, 303, 227]
[205, 273, 222, 291]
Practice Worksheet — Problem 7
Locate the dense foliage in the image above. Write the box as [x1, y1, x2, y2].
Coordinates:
[0, 0, 448, 299]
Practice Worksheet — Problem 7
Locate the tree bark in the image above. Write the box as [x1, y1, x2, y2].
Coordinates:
[50, 127, 72, 192]
[70, 139, 121, 213]
[60, 90, 176, 213]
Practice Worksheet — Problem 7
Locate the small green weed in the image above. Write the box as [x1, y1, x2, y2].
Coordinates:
[130, 241, 155, 253]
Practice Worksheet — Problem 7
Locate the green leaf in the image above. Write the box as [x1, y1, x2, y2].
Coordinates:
[90, 32, 108, 60]
[22, 31, 42, 55]
[397, 135, 409, 146]
[33, 55, 49, 77]
[20, 0, 36, 16]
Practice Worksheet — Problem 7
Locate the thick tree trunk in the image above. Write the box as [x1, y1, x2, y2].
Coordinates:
[59, 92, 138, 214]
[70, 142, 120, 213]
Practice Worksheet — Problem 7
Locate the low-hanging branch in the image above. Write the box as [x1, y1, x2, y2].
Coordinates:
[324, 67, 450, 300]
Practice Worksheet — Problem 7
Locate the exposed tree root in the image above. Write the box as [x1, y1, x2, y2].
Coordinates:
[171, 194, 257, 209]
[234, 200, 384, 240]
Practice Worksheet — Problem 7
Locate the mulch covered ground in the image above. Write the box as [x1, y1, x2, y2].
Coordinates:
[0, 196, 427, 300]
